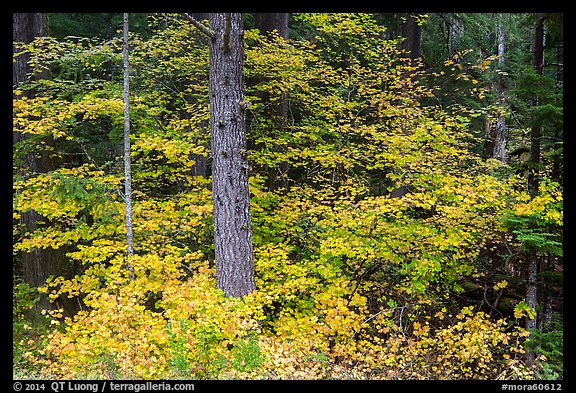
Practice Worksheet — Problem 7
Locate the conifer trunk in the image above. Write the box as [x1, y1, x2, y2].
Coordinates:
[209, 13, 256, 298]
[254, 13, 290, 190]
[524, 13, 546, 365]
[399, 14, 422, 59]
[13, 13, 77, 315]
[492, 14, 508, 163]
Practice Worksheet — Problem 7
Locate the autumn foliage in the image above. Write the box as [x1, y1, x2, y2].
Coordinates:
[13, 13, 562, 380]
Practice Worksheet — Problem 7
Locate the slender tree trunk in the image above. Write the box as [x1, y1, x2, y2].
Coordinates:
[13, 13, 77, 315]
[209, 13, 256, 298]
[524, 13, 546, 365]
[449, 14, 463, 57]
[552, 43, 562, 182]
[123, 13, 135, 280]
[539, 256, 557, 331]
[527, 14, 544, 198]
[492, 14, 508, 163]
[525, 252, 539, 331]
[534, 14, 545, 77]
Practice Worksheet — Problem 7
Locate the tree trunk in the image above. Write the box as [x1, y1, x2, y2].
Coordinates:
[525, 252, 538, 332]
[449, 14, 463, 57]
[209, 13, 256, 298]
[188, 13, 211, 180]
[399, 14, 422, 59]
[13, 13, 78, 316]
[524, 13, 546, 366]
[492, 14, 508, 163]
[527, 13, 544, 198]
[123, 13, 135, 280]
[534, 14, 545, 77]
[254, 13, 290, 190]
[13, 13, 49, 91]
[390, 13, 423, 199]
[255, 13, 288, 39]
[539, 256, 558, 332]
[551, 42, 562, 185]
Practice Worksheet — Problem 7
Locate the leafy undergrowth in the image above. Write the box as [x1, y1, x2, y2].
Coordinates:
[14, 179, 557, 379]
[15, 263, 545, 380]
[14, 162, 561, 380]
[13, 13, 562, 380]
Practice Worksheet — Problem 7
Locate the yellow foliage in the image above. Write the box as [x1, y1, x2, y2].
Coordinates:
[14, 13, 557, 381]
[513, 179, 563, 225]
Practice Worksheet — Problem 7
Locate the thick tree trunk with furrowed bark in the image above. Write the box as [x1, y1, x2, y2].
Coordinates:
[209, 13, 256, 298]
[13, 13, 78, 316]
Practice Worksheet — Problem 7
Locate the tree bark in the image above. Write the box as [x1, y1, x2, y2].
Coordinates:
[254, 13, 290, 190]
[255, 13, 288, 39]
[449, 14, 463, 57]
[13, 13, 49, 91]
[527, 14, 544, 198]
[539, 256, 558, 332]
[390, 13, 423, 199]
[123, 13, 135, 280]
[181, 13, 211, 179]
[209, 13, 256, 298]
[525, 252, 538, 331]
[492, 14, 508, 163]
[13, 13, 77, 315]
[524, 13, 546, 365]
[399, 14, 422, 60]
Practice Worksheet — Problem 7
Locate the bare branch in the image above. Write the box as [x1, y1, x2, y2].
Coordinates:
[183, 13, 215, 39]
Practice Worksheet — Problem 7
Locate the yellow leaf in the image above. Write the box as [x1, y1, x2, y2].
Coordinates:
[493, 280, 508, 291]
